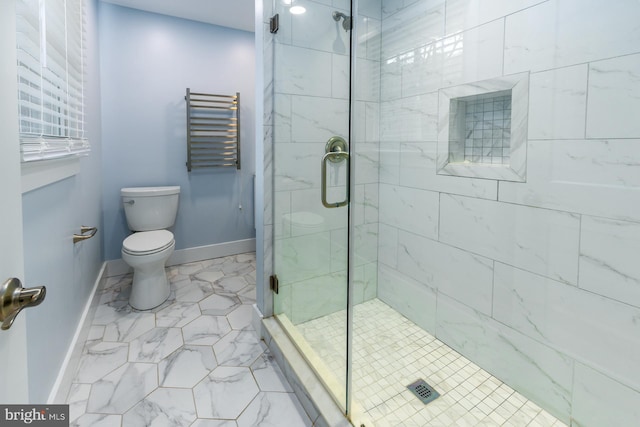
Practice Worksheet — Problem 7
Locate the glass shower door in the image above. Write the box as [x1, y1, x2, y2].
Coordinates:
[271, 0, 353, 414]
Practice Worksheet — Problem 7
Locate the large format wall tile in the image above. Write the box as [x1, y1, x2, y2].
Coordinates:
[290, 0, 349, 54]
[397, 230, 494, 314]
[499, 139, 640, 222]
[379, 184, 439, 239]
[493, 263, 640, 392]
[579, 216, 640, 309]
[377, 264, 437, 333]
[572, 363, 640, 427]
[381, 0, 445, 59]
[440, 194, 580, 284]
[440, 18, 504, 88]
[445, 0, 546, 34]
[275, 44, 332, 97]
[528, 65, 588, 140]
[291, 96, 349, 143]
[505, 0, 640, 74]
[399, 142, 497, 199]
[586, 53, 640, 139]
[436, 295, 574, 422]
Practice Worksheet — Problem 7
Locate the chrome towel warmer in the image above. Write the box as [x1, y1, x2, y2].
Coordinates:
[185, 88, 241, 171]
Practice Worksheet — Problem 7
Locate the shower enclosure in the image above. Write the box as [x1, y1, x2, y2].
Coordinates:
[263, 0, 640, 425]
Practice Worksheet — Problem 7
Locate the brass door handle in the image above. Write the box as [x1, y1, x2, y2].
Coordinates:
[73, 226, 98, 244]
[1, 278, 46, 330]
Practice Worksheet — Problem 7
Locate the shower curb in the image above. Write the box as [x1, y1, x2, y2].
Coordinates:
[261, 317, 352, 427]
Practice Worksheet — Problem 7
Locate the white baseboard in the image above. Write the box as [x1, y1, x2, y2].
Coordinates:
[48, 261, 107, 403]
[105, 238, 257, 277]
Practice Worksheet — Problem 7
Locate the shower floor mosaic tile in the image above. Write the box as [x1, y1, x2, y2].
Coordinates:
[297, 299, 568, 427]
[66, 253, 313, 427]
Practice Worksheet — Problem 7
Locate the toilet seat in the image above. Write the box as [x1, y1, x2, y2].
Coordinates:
[122, 230, 174, 256]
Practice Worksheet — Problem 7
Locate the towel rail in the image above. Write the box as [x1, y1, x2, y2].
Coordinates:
[185, 88, 240, 171]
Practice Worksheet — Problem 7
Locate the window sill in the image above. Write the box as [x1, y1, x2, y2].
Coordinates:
[21, 156, 81, 194]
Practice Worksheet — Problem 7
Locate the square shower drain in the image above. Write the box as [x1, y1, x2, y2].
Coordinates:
[407, 379, 440, 404]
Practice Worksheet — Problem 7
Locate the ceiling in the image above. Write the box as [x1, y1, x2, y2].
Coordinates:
[99, 0, 255, 32]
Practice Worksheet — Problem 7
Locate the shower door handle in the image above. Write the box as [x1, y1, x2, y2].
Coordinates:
[321, 150, 350, 208]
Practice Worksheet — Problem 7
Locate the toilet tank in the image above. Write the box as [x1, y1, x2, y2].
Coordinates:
[121, 186, 180, 231]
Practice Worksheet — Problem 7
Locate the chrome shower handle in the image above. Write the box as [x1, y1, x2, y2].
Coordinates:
[321, 150, 350, 208]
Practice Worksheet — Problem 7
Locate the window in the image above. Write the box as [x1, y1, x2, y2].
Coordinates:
[16, 0, 89, 162]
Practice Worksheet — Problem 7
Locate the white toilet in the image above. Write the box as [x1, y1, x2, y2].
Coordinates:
[121, 186, 180, 310]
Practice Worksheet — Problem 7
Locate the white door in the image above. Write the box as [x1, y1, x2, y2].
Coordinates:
[0, 0, 30, 403]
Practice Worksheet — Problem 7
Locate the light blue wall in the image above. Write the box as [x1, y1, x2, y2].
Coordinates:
[22, 0, 103, 403]
[99, 3, 256, 261]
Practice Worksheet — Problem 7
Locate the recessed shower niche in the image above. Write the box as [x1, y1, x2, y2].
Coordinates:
[437, 73, 529, 182]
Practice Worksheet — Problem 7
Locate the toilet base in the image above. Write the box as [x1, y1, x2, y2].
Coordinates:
[122, 241, 174, 311]
[129, 267, 171, 310]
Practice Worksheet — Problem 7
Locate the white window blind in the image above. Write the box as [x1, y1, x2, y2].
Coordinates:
[16, 0, 90, 162]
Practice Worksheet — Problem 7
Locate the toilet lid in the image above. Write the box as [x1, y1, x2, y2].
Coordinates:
[123, 230, 174, 255]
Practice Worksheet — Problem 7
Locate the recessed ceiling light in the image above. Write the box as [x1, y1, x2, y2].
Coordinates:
[290, 5, 306, 14]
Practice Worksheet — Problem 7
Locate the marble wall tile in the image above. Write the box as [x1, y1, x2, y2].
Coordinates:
[359, 0, 382, 19]
[377, 264, 437, 333]
[397, 230, 494, 314]
[380, 93, 438, 142]
[579, 216, 640, 309]
[528, 64, 588, 140]
[275, 231, 331, 284]
[439, 194, 580, 284]
[273, 94, 291, 143]
[378, 142, 400, 184]
[440, 19, 504, 88]
[572, 363, 640, 427]
[586, 53, 640, 139]
[331, 54, 349, 100]
[400, 44, 445, 97]
[377, 223, 398, 268]
[290, 1, 349, 54]
[273, 143, 322, 191]
[399, 142, 497, 199]
[354, 142, 381, 184]
[493, 262, 640, 392]
[290, 188, 347, 233]
[355, 58, 381, 102]
[364, 16, 382, 61]
[379, 184, 439, 239]
[380, 58, 402, 101]
[363, 183, 379, 224]
[435, 295, 574, 422]
[274, 44, 332, 96]
[504, 0, 640, 74]
[444, 0, 546, 34]
[291, 271, 348, 323]
[291, 96, 349, 142]
[381, 0, 445, 59]
[498, 139, 640, 223]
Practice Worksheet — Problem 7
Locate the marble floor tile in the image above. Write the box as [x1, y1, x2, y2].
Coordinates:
[123, 387, 197, 426]
[66, 253, 314, 427]
[158, 345, 217, 388]
[193, 367, 259, 419]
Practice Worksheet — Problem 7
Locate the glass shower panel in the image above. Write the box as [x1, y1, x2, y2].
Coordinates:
[271, 0, 352, 413]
